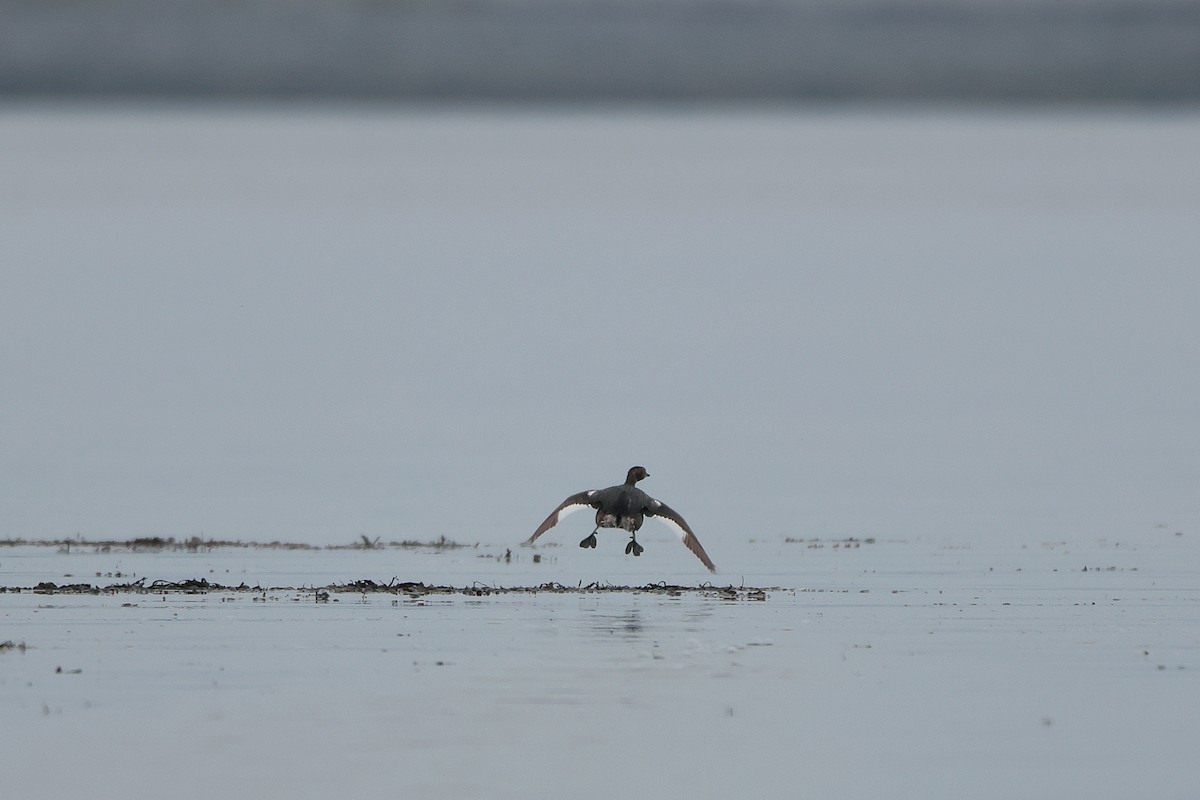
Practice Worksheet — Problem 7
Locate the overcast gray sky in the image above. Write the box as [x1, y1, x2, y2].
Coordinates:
[2, 106, 1198, 547]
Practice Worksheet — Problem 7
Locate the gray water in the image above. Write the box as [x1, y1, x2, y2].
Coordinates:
[4, 104, 1199, 800]
[2, 105, 1198, 555]
[3, 535, 1198, 799]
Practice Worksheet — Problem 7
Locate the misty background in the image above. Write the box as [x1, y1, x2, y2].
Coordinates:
[1, 1, 1198, 555]
[2, 0, 1200, 101]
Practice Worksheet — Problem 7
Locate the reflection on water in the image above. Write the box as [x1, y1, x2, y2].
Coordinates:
[587, 608, 646, 641]
[681, 604, 715, 633]
[579, 597, 726, 643]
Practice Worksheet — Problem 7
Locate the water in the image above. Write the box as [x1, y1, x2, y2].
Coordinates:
[1, 104, 1199, 797]
[2, 534, 1197, 799]
[2, 105, 1198, 548]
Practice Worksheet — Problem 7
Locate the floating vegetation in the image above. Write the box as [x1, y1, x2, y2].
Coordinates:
[0, 535, 473, 552]
[5, 578, 775, 601]
[379, 536, 474, 550]
[784, 537, 875, 548]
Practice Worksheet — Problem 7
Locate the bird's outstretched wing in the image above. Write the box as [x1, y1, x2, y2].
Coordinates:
[526, 490, 597, 544]
[646, 498, 717, 573]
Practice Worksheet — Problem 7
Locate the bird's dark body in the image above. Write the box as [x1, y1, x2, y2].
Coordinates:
[590, 485, 650, 532]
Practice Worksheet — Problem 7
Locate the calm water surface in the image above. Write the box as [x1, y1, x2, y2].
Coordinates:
[3, 535, 1198, 799]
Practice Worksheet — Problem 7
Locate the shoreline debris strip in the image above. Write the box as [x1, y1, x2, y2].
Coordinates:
[6, 578, 774, 601]
[0, 535, 475, 552]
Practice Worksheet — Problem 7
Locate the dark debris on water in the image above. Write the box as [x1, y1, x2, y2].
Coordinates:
[4, 578, 774, 600]
[0, 535, 475, 552]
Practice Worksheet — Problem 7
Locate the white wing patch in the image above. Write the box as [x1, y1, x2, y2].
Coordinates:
[528, 489, 601, 544]
[555, 491, 597, 522]
[647, 500, 684, 542]
[554, 503, 590, 524]
[646, 496, 717, 572]
[653, 513, 690, 544]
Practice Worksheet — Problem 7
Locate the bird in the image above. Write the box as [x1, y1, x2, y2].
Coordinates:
[526, 466, 716, 573]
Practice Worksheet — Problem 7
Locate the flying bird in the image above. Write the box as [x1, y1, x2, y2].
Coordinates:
[526, 466, 716, 572]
